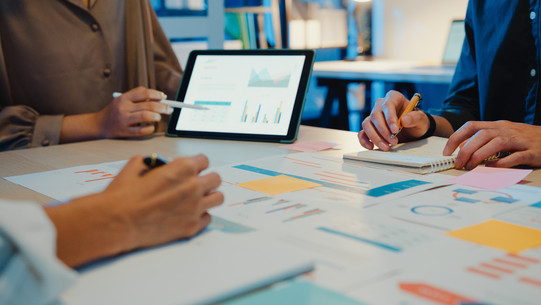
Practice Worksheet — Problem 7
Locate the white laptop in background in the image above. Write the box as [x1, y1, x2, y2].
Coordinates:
[441, 19, 465, 66]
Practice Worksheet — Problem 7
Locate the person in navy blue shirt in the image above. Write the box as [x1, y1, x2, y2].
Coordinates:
[359, 0, 541, 170]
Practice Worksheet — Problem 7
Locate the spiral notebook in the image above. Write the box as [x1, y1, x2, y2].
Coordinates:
[343, 136, 458, 174]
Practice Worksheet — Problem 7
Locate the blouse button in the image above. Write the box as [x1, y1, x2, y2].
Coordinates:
[530, 11, 536, 20]
[103, 68, 112, 77]
[91, 23, 100, 32]
[531, 69, 537, 77]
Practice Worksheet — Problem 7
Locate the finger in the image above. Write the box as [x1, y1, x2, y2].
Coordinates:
[463, 137, 505, 170]
[126, 124, 156, 137]
[198, 212, 212, 230]
[200, 191, 224, 210]
[111, 155, 146, 182]
[444, 121, 497, 155]
[486, 152, 524, 168]
[186, 154, 210, 174]
[454, 129, 495, 169]
[381, 91, 410, 134]
[126, 111, 162, 126]
[164, 155, 210, 181]
[358, 130, 375, 150]
[123, 86, 165, 102]
[361, 116, 390, 151]
[399, 111, 430, 139]
[131, 101, 173, 115]
[199, 172, 222, 194]
[371, 105, 395, 145]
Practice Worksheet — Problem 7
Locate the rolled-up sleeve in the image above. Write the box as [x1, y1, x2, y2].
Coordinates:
[0, 106, 63, 151]
[0, 200, 77, 305]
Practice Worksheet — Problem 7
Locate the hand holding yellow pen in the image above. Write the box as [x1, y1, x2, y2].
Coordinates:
[391, 93, 422, 138]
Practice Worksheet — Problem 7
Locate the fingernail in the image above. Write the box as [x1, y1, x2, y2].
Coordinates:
[161, 92, 167, 100]
[154, 114, 161, 121]
[378, 142, 388, 150]
[165, 106, 173, 114]
[391, 123, 398, 133]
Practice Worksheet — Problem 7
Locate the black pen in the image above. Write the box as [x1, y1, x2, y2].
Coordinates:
[143, 153, 168, 169]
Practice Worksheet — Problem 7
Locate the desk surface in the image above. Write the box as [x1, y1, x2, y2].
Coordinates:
[2, 126, 541, 305]
[2, 125, 540, 197]
[312, 59, 456, 84]
[0, 126, 357, 203]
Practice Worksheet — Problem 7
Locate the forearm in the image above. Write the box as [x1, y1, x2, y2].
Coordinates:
[433, 115, 455, 138]
[60, 113, 102, 144]
[44, 192, 130, 267]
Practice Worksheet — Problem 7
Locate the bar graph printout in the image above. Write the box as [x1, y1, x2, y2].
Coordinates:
[4, 161, 126, 202]
[210, 152, 441, 229]
[348, 243, 541, 305]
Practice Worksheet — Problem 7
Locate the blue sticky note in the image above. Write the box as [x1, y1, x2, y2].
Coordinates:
[222, 280, 368, 305]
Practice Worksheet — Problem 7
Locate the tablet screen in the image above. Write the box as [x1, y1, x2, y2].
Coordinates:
[167, 50, 314, 143]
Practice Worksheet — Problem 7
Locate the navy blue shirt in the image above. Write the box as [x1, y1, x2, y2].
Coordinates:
[442, 0, 541, 130]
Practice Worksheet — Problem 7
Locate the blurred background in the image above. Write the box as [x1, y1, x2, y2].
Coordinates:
[150, 0, 469, 132]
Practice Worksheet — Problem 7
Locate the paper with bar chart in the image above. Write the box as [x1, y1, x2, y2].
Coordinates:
[349, 243, 541, 305]
[209, 152, 440, 229]
[4, 161, 126, 202]
[175, 55, 306, 135]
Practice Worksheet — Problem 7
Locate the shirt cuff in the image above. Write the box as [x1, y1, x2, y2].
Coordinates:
[31, 115, 64, 148]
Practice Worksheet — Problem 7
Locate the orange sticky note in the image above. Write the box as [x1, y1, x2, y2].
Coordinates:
[447, 219, 541, 253]
[237, 175, 321, 195]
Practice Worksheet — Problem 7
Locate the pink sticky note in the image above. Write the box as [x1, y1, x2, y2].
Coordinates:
[446, 166, 533, 190]
[279, 141, 338, 152]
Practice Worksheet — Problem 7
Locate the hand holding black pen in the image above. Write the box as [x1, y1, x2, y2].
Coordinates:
[50, 154, 223, 267]
[143, 153, 168, 169]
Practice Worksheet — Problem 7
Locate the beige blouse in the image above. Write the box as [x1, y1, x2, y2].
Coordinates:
[0, 0, 182, 150]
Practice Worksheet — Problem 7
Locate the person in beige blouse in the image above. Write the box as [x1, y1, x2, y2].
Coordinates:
[0, 0, 182, 150]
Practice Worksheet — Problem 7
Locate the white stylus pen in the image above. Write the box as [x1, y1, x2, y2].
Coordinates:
[112, 92, 209, 110]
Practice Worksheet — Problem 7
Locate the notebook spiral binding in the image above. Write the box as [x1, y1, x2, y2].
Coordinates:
[428, 157, 456, 173]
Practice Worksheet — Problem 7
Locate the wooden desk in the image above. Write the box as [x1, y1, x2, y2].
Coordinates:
[311, 59, 456, 130]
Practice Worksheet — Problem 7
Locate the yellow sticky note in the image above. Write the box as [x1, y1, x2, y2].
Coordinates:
[447, 219, 541, 254]
[237, 175, 321, 196]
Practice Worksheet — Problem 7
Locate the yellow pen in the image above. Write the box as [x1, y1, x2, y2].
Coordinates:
[391, 93, 422, 138]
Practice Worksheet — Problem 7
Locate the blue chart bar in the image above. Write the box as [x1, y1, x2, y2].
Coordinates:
[491, 196, 519, 204]
[366, 180, 430, 198]
[455, 197, 481, 204]
[317, 227, 402, 253]
[454, 188, 478, 195]
[194, 101, 232, 106]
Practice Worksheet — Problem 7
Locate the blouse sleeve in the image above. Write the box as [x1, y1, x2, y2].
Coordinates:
[0, 105, 64, 151]
[0, 200, 77, 305]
